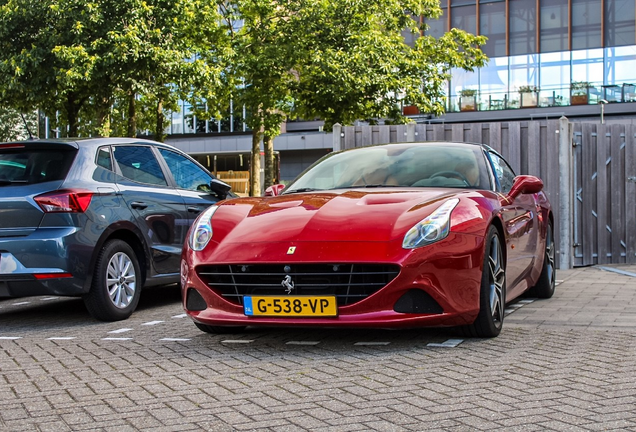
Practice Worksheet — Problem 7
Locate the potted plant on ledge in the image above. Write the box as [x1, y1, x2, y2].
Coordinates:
[459, 89, 478, 111]
[570, 81, 592, 105]
[518, 85, 539, 108]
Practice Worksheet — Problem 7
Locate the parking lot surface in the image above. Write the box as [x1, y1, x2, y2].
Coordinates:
[1, 265, 636, 431]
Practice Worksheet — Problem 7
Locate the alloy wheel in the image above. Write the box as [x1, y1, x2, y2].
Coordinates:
[106, 252, 136, 309]
[488, 235, 505, 327]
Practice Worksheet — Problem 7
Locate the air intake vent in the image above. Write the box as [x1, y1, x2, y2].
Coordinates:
[196, 263, 400, 306]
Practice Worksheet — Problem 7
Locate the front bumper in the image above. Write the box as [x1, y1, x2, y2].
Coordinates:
[181, 232, 486, 329]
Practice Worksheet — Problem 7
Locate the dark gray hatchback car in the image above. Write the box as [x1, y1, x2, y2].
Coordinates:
[0, 137, 231, 321]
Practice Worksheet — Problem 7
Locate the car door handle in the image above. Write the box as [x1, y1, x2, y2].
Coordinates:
[187, 206, 203, 213]
[130, 201, 148, 210]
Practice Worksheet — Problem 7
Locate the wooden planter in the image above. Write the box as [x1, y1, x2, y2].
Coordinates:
[570, 94, 589, 105]
[402, 105, 420, 115]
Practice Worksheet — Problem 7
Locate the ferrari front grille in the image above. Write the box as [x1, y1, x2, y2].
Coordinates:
[196, 264, 400, 306]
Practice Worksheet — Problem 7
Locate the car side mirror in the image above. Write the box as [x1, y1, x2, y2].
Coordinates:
[210, 178, 231, 200]
[507, 175, 543, 200]
[264, 184, 285, 197]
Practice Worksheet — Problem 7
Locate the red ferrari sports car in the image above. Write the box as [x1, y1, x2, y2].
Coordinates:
[181, 142, 554, 337]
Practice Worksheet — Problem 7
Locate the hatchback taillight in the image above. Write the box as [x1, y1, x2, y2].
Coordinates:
[34, 190, 94, 213]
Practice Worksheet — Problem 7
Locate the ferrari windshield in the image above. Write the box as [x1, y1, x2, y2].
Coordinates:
[285, 143, 491, 193]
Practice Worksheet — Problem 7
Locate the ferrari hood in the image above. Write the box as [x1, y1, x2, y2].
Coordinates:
[213, 189, 465, 243]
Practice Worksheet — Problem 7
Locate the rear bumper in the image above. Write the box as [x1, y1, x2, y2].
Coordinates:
[0, 227, 92, 297]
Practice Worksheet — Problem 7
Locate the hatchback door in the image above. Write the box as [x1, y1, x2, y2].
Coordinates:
[0, 142, 76, 237]
[155, 148, 220, 224]
[111, 145, 189, 275]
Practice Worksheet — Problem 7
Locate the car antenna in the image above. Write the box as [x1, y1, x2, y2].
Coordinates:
[20, 113, 36, 141]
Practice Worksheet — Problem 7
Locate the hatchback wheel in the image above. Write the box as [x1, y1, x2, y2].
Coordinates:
[83, 239, 142, 321]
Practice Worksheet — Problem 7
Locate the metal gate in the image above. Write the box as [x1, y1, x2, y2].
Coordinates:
[572, 123, 636, 266]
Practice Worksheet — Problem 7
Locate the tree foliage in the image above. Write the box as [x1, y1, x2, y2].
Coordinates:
[0, 0, 227, 139]
[290, 0, 487, 130]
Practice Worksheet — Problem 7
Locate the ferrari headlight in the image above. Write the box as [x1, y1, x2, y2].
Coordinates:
[188, 205, 219, 251]
[402, 199, 459, 249]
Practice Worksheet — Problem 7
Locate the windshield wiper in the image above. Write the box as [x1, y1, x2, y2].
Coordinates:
[362, 184, 401, 188]
[284, 187, 324, 194]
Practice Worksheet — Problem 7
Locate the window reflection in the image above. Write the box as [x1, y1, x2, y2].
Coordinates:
[480, 0, 506, 58]
[509, 0, 537, 55]
[605, 0, 636, 47]
[540, 0, 568, 53]
[572, 0, 602, 50]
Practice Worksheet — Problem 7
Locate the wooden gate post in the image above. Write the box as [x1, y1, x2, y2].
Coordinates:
[558, 116, 574, 269]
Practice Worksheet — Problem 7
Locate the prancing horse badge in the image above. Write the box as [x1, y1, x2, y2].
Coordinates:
[287, 246, 296, 255]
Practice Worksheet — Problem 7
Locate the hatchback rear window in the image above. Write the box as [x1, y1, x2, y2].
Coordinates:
[0, 148, 75, 185]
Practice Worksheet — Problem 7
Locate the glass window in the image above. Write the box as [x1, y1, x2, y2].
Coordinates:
[572, 0, 602, 50]
[605, 0, 636, 47]
[510, 54, 539, 106]
[572, 48, 604, 87]
[488, 152, 516, 193]
[479, 0, 506, 57]
[540, 0, 568, 53]
[605, 46, 636, 86]
[451, 3, 477, 34]
[184, 103, 195, 134]
[540, 52, 571, 105]
[96, 147, 112, 170]
[158, 148, 212, 192]
[425, 0, 447, 38]
[479, 58, 510, 109]
[0, 149, 74, 184]
[509, 0, 537, 55]
[113, 146, 167, 186]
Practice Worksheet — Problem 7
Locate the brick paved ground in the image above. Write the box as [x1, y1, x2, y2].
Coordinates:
[1, 265, 635, 431]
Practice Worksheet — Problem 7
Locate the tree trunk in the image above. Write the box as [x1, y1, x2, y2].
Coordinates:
[155, 98, 165, 142]
[66, 96, 79, 137]
[250, 129, 262, 196]
[127, 92, 137, 137]
[264, 133, 275, 187]
[94, 97, 111, 137]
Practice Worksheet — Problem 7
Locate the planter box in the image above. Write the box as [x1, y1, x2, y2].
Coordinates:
[402, 105, 420, 115]
[460, 96, 477, 111]
[570, 94, 589, 105]
[520, 92, 538, 108]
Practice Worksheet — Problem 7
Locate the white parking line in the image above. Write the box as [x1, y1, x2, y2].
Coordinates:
[102, 337, 133, 341]
[108, 328, 133, 334]
[160, 338, 190, 342]
[47, 337, 76, 340]
[427, 339, 463, 348]
[354, 342, 391, 346]
[172, 314, 187, 318]
[0, 336, 22, 340]
[221, 340, 254, 344]
[286, 341, 320, 345]
[142, 321, 164, 326]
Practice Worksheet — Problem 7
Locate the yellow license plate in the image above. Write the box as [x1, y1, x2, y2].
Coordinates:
[243, 296, 338, 317]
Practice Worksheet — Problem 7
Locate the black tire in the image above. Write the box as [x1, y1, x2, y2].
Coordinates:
[528, 221, 556, 299]
[83, 239, 142, 321]
[194, 322, 246, 334]
[462, 225, 506, 338]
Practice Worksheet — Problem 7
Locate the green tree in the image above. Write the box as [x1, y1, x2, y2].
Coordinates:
[0, 0, 227, 140]
[291, 0, 487, 130]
